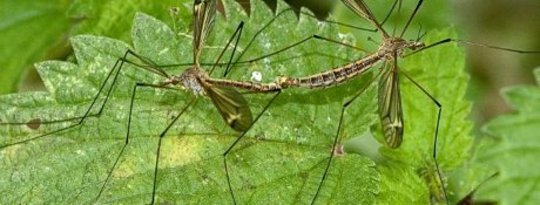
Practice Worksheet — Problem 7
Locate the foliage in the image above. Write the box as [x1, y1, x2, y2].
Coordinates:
[0, 1, 372, 204]
[0, 0, 479, 204]
[0, 0, 338, 95]
[471, 68, 540, 205]
[0, 0, 182, 94]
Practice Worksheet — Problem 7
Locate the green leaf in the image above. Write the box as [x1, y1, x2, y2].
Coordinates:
[0, 0, 474, 204]
[0, 1, 380, 204]
[68, 0, 186, 41]
[473, 68, 540, 205]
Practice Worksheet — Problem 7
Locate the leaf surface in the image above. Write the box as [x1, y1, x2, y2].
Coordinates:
[473, 68, 540, 205]
[0, 1, 379, 204]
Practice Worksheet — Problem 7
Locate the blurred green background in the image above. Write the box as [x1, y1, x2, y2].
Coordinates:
[1, 0, 539, 128]
[453, 0, 540, 123]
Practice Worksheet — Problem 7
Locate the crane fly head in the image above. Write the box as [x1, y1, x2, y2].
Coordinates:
[407, 40, 425, 51]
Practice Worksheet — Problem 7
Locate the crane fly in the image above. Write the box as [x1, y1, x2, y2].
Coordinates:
[200, 1, 432, 202]
[200, 0, 540, 204]
[0, 0, 276, 204]
[0, 1, 364, 204]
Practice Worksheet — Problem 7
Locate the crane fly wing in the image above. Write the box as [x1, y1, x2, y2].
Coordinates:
[193, 0, 251, 132]
[342, 0, 375, 21]
[193, 0, 216, 63]
[342, 0, 387, 36]
[204, 84, 253, 132]
[378, 63, 403, 148]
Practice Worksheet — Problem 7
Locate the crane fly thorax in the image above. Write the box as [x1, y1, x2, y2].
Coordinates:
[379, 38, 406, 60]
[178, 67, 208, 96]
[378, 38, 425, 60]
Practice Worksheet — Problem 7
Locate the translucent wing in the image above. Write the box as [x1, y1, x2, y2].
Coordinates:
[193, 0, 217, 64]
[378, 62, 403, 148]
[341, 0, 388, 37]
[204, 84, 253, 132]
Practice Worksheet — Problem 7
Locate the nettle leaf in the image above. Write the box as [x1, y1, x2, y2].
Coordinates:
[0, 0, 476, 204]
[0, 1, 382, 204]
[68, 0, 190, 41]
[473, 68, 540, 205]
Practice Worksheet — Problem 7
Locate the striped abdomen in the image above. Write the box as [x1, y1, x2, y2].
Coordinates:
[204, 78, 281, 92]
[204, 52, 385, 92]
[279, 52, 385, 89]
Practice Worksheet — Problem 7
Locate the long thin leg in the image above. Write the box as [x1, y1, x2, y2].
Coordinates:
[148, 9, 297, 70]
[299, 11, 376, 32]
[207, 21, 245, 76]
[223, 91, 281, 204]
[0, 50, 156, 148]
[311, 67, 384, 204]
[148, 9, 377, 71]
[380, 0, 400, 27]
[400, 0, 424, 38]
[93, 82, 180, 203]
[311, 101, 346, 205]
[313, 35, 369, 53]
[406, 38, 540, 58]
[0, 48, 186, 203]
[93, 20, 268, 202]
[156, 3, 540, 74]
[123, 50, 170, 78]
[400, 70, 447, 205]
[150, 97, 197, 205]
[219, 22, 244, 77]
[0, 54, 122, 146]
[222, 8, 374, 74]
[220, 34, 368, 73]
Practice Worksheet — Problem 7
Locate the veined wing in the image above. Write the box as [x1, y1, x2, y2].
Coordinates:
[204, 84, 253, 132]
[193, 0, 217, 64]
[378, 62, 403, 148]
[341, 0, 388, 37]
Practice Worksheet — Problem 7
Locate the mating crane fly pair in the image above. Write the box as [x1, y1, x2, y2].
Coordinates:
[1, 0, 539, 204]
